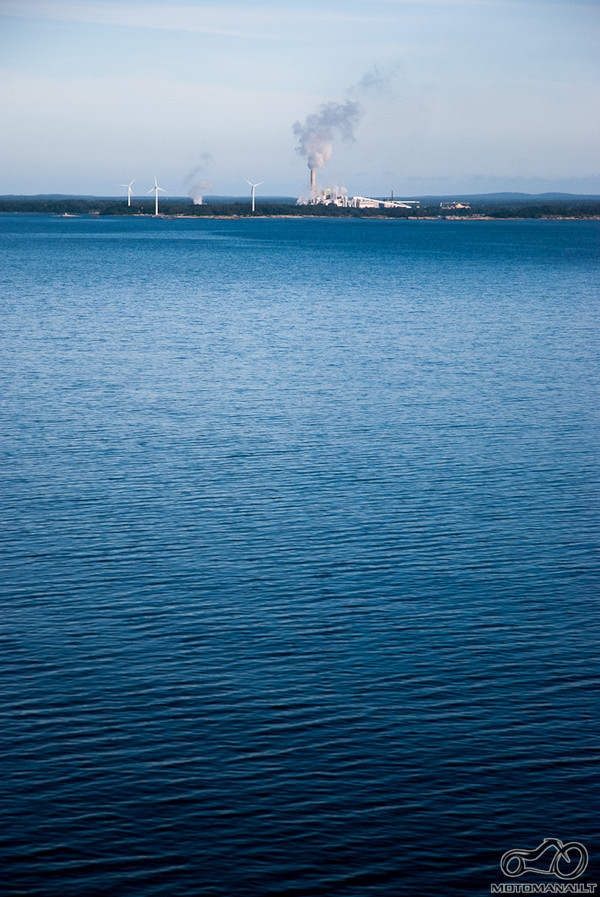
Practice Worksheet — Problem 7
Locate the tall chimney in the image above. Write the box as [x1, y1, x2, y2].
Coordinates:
[310, 168, 316, 193]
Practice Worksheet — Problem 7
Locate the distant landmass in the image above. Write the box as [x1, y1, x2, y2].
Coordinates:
[419, 191, 600, 202]
[0, 193, 599, 218]
[2, 192, 600, 201]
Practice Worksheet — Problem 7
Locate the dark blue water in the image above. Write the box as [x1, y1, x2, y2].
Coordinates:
[1, 214, 598, 896]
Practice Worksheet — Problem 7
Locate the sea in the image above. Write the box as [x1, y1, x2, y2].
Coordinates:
[1, 213, 598, 896]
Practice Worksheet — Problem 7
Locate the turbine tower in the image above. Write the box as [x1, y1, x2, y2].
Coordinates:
[245, 178, 263, 213]
[147, 176, 165, 216]
[120, 179, 135, 206]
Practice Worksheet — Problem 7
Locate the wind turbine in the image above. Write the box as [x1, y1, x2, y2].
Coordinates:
[244, 178, 263, 213]
[147, 176, 166, 216]
[120, 178, 135, 206]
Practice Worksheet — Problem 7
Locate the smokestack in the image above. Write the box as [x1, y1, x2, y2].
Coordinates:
[310, 168, 316, 193]
[293, 99, 361, 188]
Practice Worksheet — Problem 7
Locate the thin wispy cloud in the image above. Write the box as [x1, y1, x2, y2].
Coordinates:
[0, 0, 375, 36]
[0, 0, 243, 36]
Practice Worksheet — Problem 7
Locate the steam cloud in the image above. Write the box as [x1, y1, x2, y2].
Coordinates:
[188, 180, 212, 205]
[293, 99, 362, 172]
[185, 152, 214, 204]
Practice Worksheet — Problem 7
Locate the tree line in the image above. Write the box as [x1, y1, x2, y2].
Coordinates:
[0, 196, 599, 218]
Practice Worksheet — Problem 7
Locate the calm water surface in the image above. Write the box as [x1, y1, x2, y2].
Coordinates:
[1, 215, 598, 895]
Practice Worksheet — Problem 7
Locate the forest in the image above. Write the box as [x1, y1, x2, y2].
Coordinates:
[1, 195, 599, 219]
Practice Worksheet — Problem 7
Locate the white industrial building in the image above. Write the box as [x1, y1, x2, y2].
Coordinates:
[298, 186, 420, 210]
[440, 201, 471, 210]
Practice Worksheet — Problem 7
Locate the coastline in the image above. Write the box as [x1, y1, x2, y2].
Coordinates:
[2, 194, 600, 222]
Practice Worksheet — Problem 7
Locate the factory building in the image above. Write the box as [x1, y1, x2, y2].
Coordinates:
[440, 201, 471, 210]
[298, 186, 420, 210]
[349, 195, 420, 210]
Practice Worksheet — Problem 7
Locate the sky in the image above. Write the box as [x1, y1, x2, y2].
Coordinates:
[0, 0, 598, 197]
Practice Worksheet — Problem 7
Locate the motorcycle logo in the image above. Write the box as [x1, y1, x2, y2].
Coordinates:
[501, 838, 588, 881]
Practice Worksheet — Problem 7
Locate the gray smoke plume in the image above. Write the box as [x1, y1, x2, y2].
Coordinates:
[188, 180, 212, 205]
[186, 152, 213, 204]
[293, 99, 362, 172]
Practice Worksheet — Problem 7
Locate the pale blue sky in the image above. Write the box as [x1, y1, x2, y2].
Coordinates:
[1, 0, 598, 197]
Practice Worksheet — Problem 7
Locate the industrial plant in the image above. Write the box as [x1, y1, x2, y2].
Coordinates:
[292, 97, 421, 211]
[298, 183, 420, 210]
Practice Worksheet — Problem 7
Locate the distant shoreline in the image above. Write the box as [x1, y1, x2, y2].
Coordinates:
[169, 213, 600, 220]
[1, 210, 600, 222]
[2, 195, 600, 221]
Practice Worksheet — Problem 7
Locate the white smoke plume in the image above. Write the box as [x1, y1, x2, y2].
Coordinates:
[293, 99, 362, 173]
[293, 67, 404, 195]
[185, 152, 214, 204]
[188, 180, 212, 205]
